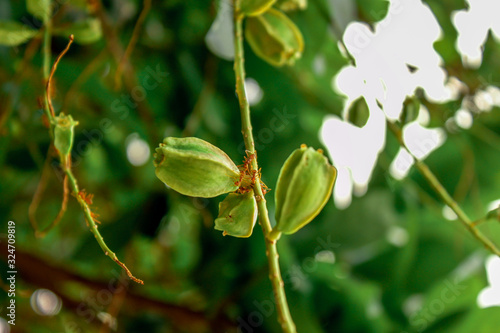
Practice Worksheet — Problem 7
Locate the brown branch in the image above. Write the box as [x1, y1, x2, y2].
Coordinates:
[114, 0, 152, 90]
[88, 0, 158, 142]
[46, 35, 74, 119]
[0, 238, 236, 332]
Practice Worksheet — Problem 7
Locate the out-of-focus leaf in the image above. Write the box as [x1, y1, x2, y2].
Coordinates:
[53, 18, 102, 44]
[347, 96, 370, 127]
[0, 21, 37, 46]
[440, 306, 500, 333]
[27, 0, 51, 23]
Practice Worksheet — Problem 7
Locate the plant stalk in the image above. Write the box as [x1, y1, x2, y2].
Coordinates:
[63, 164, 144, 284]
[387, 121, 500, 256]
[233, 3, 296, 332]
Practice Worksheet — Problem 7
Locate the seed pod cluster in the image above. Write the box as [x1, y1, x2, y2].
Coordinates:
[272, 145, 337, 237]
[154, 137, 240, 198]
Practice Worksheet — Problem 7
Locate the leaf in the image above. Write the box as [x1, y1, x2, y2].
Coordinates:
[0, 21, 37, 46]
[53, 18, 102, 44]
[27, 0, 51, 23]
[347, 96, 370, 128]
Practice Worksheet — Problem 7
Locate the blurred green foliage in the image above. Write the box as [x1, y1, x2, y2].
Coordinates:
[1, 0, 500, 332]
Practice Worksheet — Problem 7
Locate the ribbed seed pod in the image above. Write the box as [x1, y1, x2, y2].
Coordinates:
[154, 137, 240, 198]
[240, 0, 277, 17]
[215, 191, 258, 238]
[53, 113, 79, 166]
[245, 8, 304, 67]
[276, 0, 307, 11]
[272, 145, 336, 237]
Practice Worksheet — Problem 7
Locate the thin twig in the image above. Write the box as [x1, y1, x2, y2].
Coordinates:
[387, 121, 500, 256]
[42, 34, 143, 284]
[36, 173, 69, 238]
[43, 16, 53, 123]
[233, 2, 296, 332]
[46, 35, 74, 118]
[29, 146, 54, 234]
[114, 0, 152, 90]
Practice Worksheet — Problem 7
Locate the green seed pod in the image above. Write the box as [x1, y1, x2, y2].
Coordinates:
[245, 8, 304, 67]
[276, 0, 307, 11]
[53, 113, 79, 166]
[154, 137, 240, 198]
[215, 191, 258, 238]
[272, 145, 337, 237]
[240, 0, 277, 17]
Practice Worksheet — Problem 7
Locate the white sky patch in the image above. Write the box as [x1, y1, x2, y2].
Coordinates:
[126, 133, 150, 167]
[320, 99, 386, 209]
[486, 86, 500, 107]
[443, 76, 468, 101]
[478, 255, 500, 308]
[244, 78, 263, 106]
[389, 106, 446, 179]
[331, 166, 353, 209]
[205, 0, 234, 60]
[322, 0, 454, 207]
[453, 0, 500, 69]
[402, 122, 446, 159]
[474, 89, 495, 112]
[454, 109, 473, 129]
[487, 199, 500, 212]
[442, 205, 458, 221]
[335, 0, 449, 120]
[390, 149, 414, 180]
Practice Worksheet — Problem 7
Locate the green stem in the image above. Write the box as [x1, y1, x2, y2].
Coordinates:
[233, 4, 296, 332]
[43, 18, 53, 124]
[387, 121, 500, 256]
[41, 31, 143, 284]
[63, 165, 144, 284]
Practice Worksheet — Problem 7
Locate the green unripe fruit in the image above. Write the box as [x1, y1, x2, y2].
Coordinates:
[240, 0, 277, 17]
[215, 191, 258, 238]
[53, 113, 79, 166]
[272, 145, 336, 238]
[154, 137, 240, 198]
[245, 8, 304, 67]
[276, 0, 307, 11]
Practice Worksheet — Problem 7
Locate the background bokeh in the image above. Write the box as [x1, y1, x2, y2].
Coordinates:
[1, 0, 500, 332]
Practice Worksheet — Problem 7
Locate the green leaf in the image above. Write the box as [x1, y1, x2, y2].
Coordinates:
[53, 18, 102, 44]
[27, 0, 51, 23]
[347, 97, 370, 128]
[0, 21, 37, 46]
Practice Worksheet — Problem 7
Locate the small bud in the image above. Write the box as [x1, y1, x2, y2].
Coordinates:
[53, 113, 79, 166]
[240, 0, 277, 17]
[276, 0, 307, 11]
[273, 145, 336, 236]
[245, 8, 304, 67]
[154, 137, 240, 198]
[215, 191, 258, 238]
